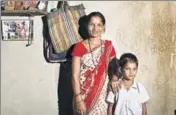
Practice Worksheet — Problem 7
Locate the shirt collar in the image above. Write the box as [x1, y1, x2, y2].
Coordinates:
[120, 79, 138, 90]
[131, 80, 138, 89]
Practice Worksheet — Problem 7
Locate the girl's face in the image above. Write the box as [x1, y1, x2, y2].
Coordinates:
[88, 16, 104, 38]
[122, 62, 137, 81]
[111, 75, 119, 81]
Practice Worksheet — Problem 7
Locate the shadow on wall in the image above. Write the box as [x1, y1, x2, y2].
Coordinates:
[41, 15, 89, 115]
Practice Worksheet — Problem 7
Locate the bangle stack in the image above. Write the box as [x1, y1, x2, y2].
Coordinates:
[74, 93, 81, 98]
[74, 93, 83, 104]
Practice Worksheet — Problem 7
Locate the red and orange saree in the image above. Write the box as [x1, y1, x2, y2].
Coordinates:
[72, 40, 116, 115]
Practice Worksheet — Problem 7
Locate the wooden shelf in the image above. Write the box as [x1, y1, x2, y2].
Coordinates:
[1, 9, 48, 16]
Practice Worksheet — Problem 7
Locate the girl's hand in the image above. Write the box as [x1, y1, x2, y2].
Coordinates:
[110, 75, 121, 93]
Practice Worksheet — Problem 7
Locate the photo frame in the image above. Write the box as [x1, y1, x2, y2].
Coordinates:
[1, 19, 33, 41]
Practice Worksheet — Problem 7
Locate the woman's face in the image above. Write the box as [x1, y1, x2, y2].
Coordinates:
[122, 62, 137, 81]
[88, 16, 104, 38]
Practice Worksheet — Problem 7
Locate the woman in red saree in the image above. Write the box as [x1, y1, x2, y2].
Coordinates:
[72, 12, 116, 115]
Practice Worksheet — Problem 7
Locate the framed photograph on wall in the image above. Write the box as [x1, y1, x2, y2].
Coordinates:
[1, 19, 33, 41]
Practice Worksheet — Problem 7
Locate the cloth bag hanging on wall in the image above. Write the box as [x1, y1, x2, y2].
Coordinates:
[42, 1, 86, 63]
[47, 1, 85, 54]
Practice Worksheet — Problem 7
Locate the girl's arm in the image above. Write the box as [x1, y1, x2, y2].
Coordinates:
[106, 90, 116, 115]
[107, 103, 114, 115]
[72, 56, 86, 114]
[108, 57, 121, 93]
[142, 103, 147, 115]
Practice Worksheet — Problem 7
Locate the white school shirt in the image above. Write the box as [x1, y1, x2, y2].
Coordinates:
[106, 80, 149, 115]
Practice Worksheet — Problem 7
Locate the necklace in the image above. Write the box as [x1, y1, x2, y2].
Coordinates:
[88, 39, 103, 67]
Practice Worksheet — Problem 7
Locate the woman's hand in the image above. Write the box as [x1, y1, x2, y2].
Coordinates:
[74, 94, 87, 115]
[72, 56, 87, 114]
[75, 101, 87, 115]
[110, 75, 121, 93]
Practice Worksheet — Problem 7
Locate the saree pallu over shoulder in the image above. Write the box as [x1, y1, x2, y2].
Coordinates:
[74, 40, 115, 114]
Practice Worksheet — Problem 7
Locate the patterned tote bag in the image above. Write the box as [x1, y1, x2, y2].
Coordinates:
[47, 1, 85, 54]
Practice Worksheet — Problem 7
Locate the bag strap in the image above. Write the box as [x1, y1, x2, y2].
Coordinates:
[136, 82, 140, 94]
[57, 1, 69, 10]
[112, 93, 118, 115]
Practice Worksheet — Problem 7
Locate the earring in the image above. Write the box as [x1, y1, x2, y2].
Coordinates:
[118, 67, 121, 73]
[103, 28, 105, 33]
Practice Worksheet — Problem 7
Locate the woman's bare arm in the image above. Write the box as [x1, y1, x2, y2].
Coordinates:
[72, 56, 81, 97]
[72, 56, 86, 114]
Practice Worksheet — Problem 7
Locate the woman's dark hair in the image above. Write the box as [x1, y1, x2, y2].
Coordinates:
[78, 15, 89, 40]
[87, 11, 106, 25]
[119, 53, 138, 68]
[108, 57, 122, 80]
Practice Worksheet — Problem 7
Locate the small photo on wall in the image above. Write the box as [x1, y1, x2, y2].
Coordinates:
[1, 19, 33, 41]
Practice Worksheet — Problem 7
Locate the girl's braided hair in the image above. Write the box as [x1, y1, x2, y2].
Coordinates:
[108, 57, 122, 80]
